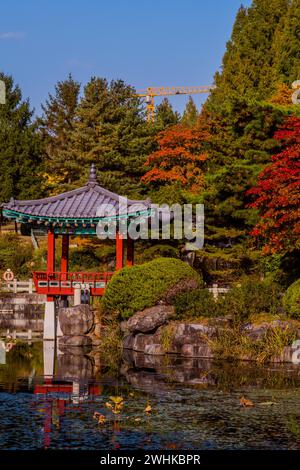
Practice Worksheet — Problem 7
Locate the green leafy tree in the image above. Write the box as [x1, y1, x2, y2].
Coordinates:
[0, 72, 42, 202]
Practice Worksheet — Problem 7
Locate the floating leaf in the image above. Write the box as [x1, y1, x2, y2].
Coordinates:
[240, 396, 254, 407]
[109, 396, 124, 405]
[144, 404, 152, 413]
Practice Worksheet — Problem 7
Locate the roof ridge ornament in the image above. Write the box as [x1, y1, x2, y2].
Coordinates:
[88, 163, 97, 184]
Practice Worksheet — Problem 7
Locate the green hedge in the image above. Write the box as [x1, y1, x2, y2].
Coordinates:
[102, 257, 202, 319]
[283, 279, 300, 319]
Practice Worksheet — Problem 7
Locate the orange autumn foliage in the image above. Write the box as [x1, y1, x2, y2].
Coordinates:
[142, 124, 209, 192]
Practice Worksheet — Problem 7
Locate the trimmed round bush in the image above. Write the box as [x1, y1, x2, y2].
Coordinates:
[283, 279, 300, 319]
[102, 257, 202, 319]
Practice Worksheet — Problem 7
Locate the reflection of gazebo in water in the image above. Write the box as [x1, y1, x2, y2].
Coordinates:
[2, 164, 152, 339]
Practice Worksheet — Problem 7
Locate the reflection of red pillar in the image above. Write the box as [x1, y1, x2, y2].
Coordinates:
[116, 232, 124, 271]
[126, 237, 134, 267]
[47, 230, 55, 273]
[61, 234, 69, 280]
[44, 401, 52, 449]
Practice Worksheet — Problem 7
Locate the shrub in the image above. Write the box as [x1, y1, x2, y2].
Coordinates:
[217, 278, 281, 324]
[140, 244, 179, 262]
[102, 257, 202, 319]
[282, 279, 300, 319]
[174, 288, 218, 319]
[0, 233, 33, 278]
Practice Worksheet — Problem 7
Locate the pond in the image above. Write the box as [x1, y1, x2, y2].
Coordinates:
[0, 341, 300, 450]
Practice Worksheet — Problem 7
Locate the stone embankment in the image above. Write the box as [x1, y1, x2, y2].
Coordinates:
[121, 305, 300, 363]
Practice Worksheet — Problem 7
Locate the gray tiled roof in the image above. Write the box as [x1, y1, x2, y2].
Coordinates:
[3, 165, 151, 219]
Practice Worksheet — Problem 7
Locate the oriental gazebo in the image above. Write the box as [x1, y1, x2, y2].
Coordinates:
[2, 164, 152, 339]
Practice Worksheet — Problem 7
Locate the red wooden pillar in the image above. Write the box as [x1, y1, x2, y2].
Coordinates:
[116, 232, 124, 271]
[126, 237, 134, 267]
[47, 230, 55, 273]
[61, 234, 69, 274]
[47, 230, 55, 302]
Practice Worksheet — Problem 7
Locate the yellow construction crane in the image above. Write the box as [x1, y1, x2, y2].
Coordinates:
[136, 85, 214, 122]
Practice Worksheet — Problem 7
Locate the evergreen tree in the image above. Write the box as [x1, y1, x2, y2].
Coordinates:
[0, 72, 42, 202]
[181, 96, 199, 127]
[38, 74, 80, 192]
[209, 0, 290, 109]
[155, 98, 180, 128]
[272, 0, 300, 85]
[201, 101, 285, 244]
[64, 77, 154, 196]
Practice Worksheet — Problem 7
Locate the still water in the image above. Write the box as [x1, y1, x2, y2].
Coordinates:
[0, 341, 300, 450]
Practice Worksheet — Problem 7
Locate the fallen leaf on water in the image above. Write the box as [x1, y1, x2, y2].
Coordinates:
[240, 396, 254, 407]
[110, 396, 124, 405]
[135, 418, 141, 422]
[93, 412, 106, 424]
[144, 404, 152, 413]
[129, 392, 134, 397]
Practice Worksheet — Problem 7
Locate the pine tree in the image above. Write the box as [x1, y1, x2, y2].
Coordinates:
[209, 0, 290, 109]
[155, 98, 180, 128]
[0, 72, 42, 202]
[63, 77, 154, 196]
[272, 0, 300, 85]
[181, 96, 199, 127]
[38, 74, 80, 192]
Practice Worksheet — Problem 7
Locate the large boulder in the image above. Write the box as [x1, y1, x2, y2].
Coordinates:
[58, 334, 92, 348]
[57, 352, 93, 380]
[121, 305, 175, 334]
[123, 330, 165, 355]
[58, 304, 94, 336]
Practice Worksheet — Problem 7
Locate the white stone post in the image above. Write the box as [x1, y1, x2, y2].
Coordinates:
[43, 340, 55, 380]
[74, 284, 81, 306]
[212, 283, 218, 300]
[44, 300, 56, 340]
[29, 279, 33, 294]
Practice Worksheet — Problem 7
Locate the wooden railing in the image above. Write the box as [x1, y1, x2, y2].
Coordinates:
[33, 271, 114, 296]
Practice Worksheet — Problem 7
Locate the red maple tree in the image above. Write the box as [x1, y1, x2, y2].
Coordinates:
[247, 116, 300, 253]
[141, 124, 209, 192]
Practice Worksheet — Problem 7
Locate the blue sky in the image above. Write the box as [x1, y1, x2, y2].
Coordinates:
[0, 0, 252, 115]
